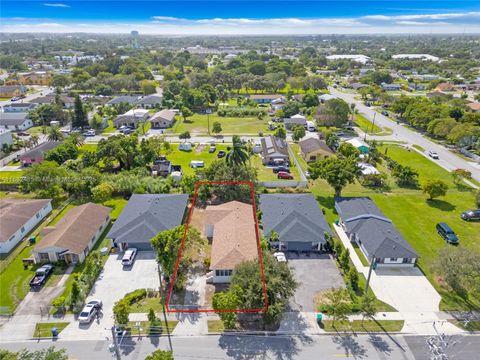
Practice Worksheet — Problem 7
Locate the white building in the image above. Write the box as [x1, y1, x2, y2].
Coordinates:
[0, 199, 52, 254]
[0, 129, 13, 149]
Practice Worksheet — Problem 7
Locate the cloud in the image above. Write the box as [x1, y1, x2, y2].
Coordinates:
[363, 11, 480, 21]
[43, 3, 70, 8]
[151, 16, 183, 21]
[395, 21, 430, 25]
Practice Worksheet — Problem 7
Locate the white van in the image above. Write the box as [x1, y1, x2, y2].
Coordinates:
[190, 160, 204, 168]
[121, 248, 138, 266]
[306, 121, 316, 132]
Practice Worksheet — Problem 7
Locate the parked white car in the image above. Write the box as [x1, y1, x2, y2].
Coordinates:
[78, 303, 99, 324]
[121, 248, 138, 266]
[274, 252, 287, 262]
[428, 150, 439, 159]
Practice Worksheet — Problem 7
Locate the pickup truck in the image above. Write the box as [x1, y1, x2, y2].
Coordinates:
[29, 264, 54, 288]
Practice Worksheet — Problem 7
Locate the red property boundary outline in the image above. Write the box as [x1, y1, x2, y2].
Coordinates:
[166, 180, 268, 313]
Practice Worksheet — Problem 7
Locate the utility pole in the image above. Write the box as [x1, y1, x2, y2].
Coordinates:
[111, 326, 121, 360]
[157, 263, 173, 352]
[365, 255, 376, 294]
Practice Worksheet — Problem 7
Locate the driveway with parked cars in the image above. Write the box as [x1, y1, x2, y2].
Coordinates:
[287, 253, 344, 312]
[60, 251, 159, 339]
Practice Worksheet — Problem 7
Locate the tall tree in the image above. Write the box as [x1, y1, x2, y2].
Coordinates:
[226, 135, 248, 166]
[309, 157, 358, 196]
[47, 126, 63, 141]
[360, 294, 377, 325]
[73, 94, 88, 129]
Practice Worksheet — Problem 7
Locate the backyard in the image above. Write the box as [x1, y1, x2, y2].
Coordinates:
[307, 144, 480, 310]
[168, 113, 273, 135]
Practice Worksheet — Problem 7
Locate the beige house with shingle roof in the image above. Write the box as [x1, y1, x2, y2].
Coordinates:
[0, 199, 52, 254]
[33, 203, 111, 264]
[205, 201, 258, 283]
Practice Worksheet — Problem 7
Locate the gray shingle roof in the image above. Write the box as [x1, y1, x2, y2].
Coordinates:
[335, 197, 418, 259]
[0, 113, 30, 126]
[260, 194, 330, 244]
[299, 137, 333, 155]
[19, 141, 60, 159]
[107, 194, 188, 244]
[107, 96, 139, 105]
[136, 95, 162, 105]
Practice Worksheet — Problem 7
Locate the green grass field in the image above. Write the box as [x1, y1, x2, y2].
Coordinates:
[33, 322, 69, 338]
[0, 170, 24, 183]
[164, 144, 229, 176]
[207, 320, 225, 333]
[354, 114, 382, 134]
[169, 113, 272, 135]
[309, 144, 480, 310]
[322, 320, 404, 333]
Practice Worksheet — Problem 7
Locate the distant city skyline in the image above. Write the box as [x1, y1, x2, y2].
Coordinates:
[1, 1, 480, 34]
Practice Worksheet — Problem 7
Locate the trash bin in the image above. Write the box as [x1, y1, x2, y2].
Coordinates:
[316, 313, 323, 323]
[29, 236, 36, 245]
[51, 327, 58, 337]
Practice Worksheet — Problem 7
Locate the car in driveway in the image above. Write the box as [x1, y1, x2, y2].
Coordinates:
[274, 252, 287, 262]
[428, 150, 439, 159]
[209, 144, 216, 153]
[461, 209, 480, 221]
[82, 129, 96, 137]
[277, 171, 294, 179]
[122, 248, 138, 266]
[29, 264, 54, 289]
[78, 302, 100, 324]
[381, 111, 389, 116]
[436, 222, 459, 244]
[217, 150, 226, 158]
[272, 165, 290, 173]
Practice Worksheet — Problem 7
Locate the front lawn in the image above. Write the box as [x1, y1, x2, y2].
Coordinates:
[321, 320, 404, 333]
[0, 170, 24, 183]
[169, 113, 272, 135]
[33, 322, 69, 338]
[130, 296, 163, 313]
[251, 153, 301, 182]
[354, 114, 382, 134]
[310, 144, 480, 310]
[165, 144, 229, 176]
[207, 320, 225, 333]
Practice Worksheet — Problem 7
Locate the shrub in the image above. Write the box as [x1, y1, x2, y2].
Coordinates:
[123, 289, 147, 305]
[113, 300, 130, 325]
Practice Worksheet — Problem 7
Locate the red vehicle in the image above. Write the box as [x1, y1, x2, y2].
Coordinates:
[277, 171, 293, 179]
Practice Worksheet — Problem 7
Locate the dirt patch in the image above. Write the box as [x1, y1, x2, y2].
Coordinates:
[189, 207, 206, 235]
[195, 144, 206, 153]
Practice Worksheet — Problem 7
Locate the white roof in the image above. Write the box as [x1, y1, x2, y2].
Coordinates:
[346, 138, 370, 149]
[124, 109, 149, 117]
[319, 94, 336, 101]
[291, 114, 306, 120]
[326, 55, 370, 64]
[358, 162, 379, 175]
[392, 54, 440, 62]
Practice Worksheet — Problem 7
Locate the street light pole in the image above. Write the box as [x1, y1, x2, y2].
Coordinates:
[365, 255, 376, 294]
[110, 326, 121, 360]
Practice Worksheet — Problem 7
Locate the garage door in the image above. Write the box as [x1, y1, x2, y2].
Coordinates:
[126, 242, 153, 251]
[286, 242, 312, 251]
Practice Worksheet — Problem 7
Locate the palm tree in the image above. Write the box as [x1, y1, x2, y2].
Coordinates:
[30, 134, 40, 147]
[68, 132, 85, 148]
[226, 135, 249, 166]
[47, 127, 64, 142]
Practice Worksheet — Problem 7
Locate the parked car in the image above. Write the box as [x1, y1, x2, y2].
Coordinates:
[86, 299, 103, 310]
[461, 210, 480, 221]
[78, 303, 99, 324]
[428, 150, 439, 159]
[10, 96, 20, 102]
[381, 111, 389, 116]
[209, 144, 216, 153]
[272, 166, 290, 173]
[122, 128, 134, 135]
[29, 264, 54, 288]
[83, 129, 95, 137]
[436, 223, 459, 244]
[277, 171, 294, 180]
[217, 150, 226, 158]
[121, 248, 138, 267]
[16, 131, 30, 137]
[273, 252, 287, 262]
[190, 160, 204, 168]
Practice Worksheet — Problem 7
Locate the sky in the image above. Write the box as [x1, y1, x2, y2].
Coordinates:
[1, 1, 480, 35]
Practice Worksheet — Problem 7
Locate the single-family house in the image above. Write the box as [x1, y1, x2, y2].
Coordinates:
[260, 194, 331, 252]
[135, 95, 162, 109]
[19, 141, 60, 166]
[33, 203, 111, 264]
[0, 85, 26, 98]
[0, 199, 52, 254]
[435, 83, 456, 92]
[299, 137, 334, 162]
[106, 95, 139, 106]
[0, 129, 13, 149]
[249, 94, 282, 104]
[107, 194, 188, 251]
[113, 109, 149, 128]
[335, 197, 418, 267]
[346, 138, 370, 154]
[318, 94, 336, 103]
[260, 135, 290, 166]
[3, 103, 37, 113]
[284, 114, 307, 130]
[0, 113, 34, 131]
[381, 83, 402, 91]
[17, 71, 52, 85]
[150, 109, 176, 129]
[348, 83, 368, 90]
[270, 97, 287, 111]
[408, 83, 427, 91]
[30, 95, 75, 109]
[467, 102, 480, 112]
[151, 158, 172, 177]
[206, 201, 258, 283]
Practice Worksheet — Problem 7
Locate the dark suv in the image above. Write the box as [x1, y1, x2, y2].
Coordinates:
[436, 223, 459, 244]
[461, 210, 480, 221]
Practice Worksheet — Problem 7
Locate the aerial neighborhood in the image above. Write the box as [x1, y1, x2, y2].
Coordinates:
[0, 20, 480, 360]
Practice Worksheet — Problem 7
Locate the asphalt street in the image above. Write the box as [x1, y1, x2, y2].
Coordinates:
[2, 334, 480, 359]
[329, 87, 480, 183]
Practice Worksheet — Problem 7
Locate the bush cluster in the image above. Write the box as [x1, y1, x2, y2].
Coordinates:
[217, 107, 267, 118]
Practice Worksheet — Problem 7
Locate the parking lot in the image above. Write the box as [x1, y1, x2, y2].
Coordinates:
[60, 251, 159, 338]
[287, 253, 344, 312]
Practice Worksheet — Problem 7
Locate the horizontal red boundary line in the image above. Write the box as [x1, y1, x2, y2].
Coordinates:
[166, 180, 268, 313]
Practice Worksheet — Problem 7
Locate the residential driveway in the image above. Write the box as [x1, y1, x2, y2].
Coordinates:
[287, 253, 344, 312]
[60, 251, 159, 340]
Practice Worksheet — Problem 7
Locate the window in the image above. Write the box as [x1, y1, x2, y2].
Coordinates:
[215, 269, 232, 277]
[84, 246, 89, 257]
[21, 226, 25, 233]
[9, 235, 15, 242]
[390, 257, 397, 261]
[36, 213, 40, 219]
[38, 253, 49, 261]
